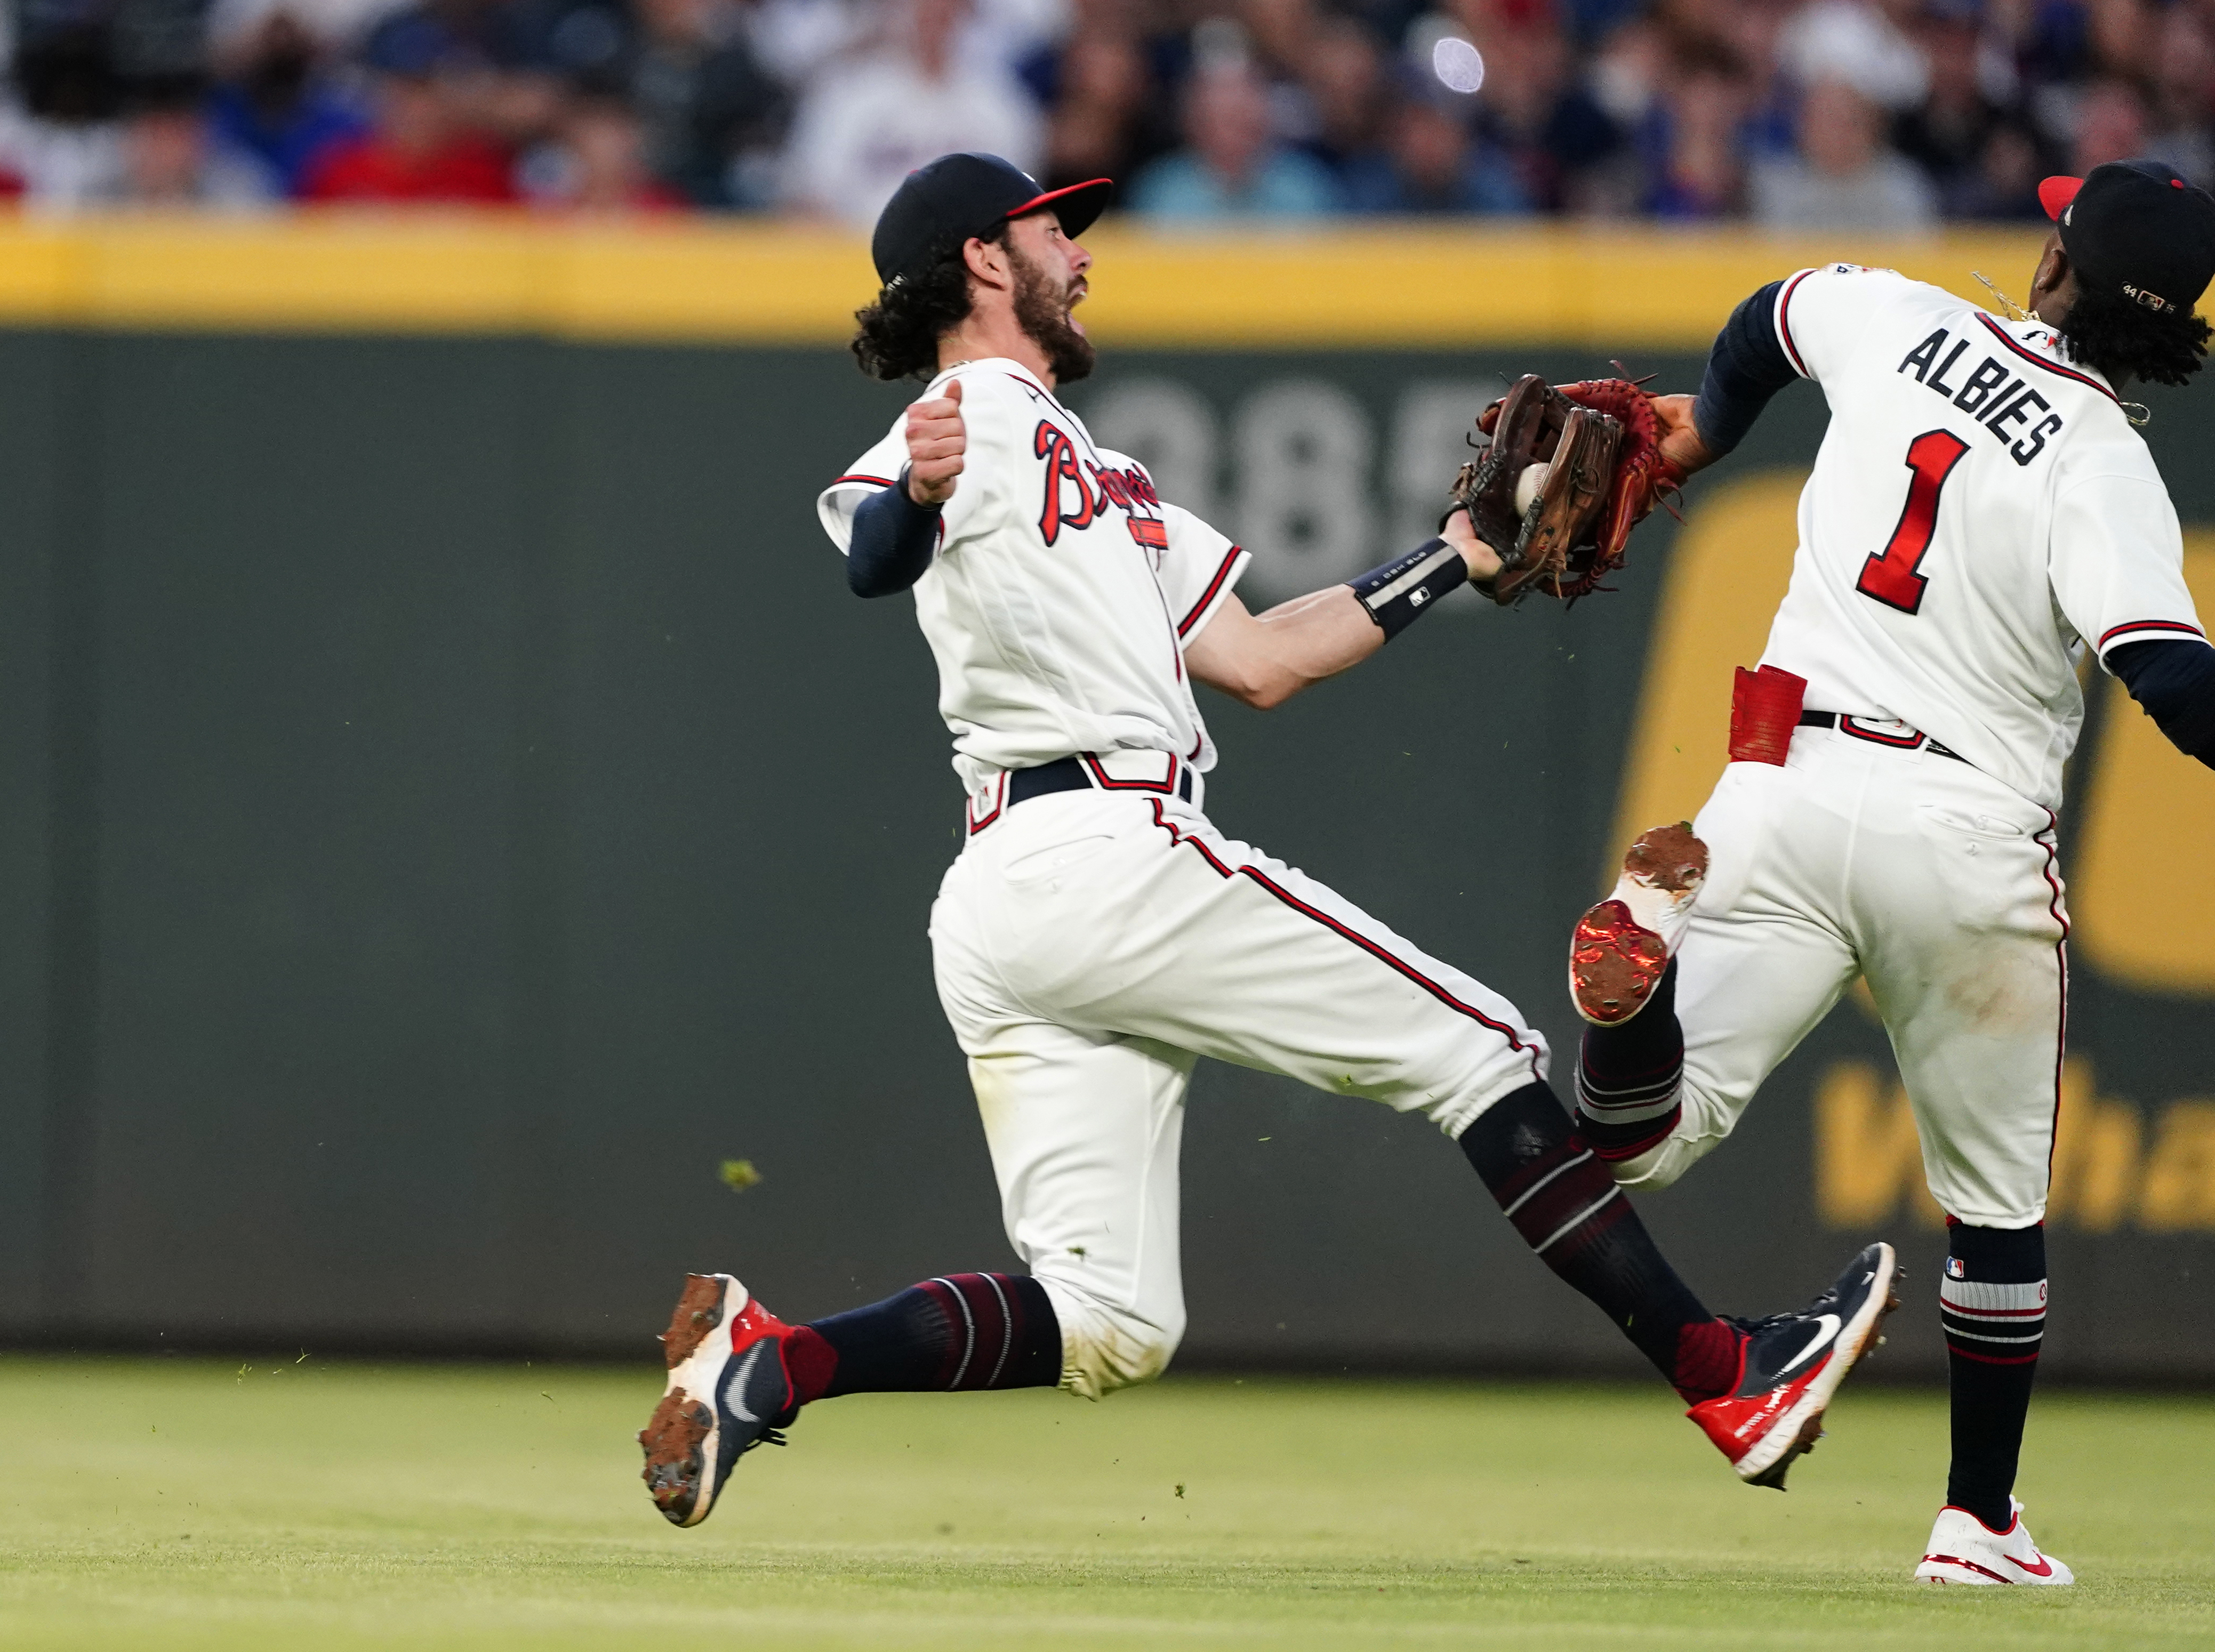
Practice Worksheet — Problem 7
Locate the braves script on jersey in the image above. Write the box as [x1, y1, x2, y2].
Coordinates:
[817, 359, 1248, 809]
[1761, 263, 2206, 807]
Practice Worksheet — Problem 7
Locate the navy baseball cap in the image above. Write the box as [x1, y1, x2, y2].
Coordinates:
[2039, 160, 2215, 316]
[871, 154, 1112, 288]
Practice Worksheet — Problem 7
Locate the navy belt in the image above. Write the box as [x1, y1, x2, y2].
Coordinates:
[1799, 710, 1965, 763]
[1009, 755, 1194, 807]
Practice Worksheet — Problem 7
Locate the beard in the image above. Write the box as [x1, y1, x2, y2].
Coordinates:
[1008, 241, 1096, 385]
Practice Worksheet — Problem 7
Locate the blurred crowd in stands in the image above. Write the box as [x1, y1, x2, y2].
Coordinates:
[0, 0, 2205, 224]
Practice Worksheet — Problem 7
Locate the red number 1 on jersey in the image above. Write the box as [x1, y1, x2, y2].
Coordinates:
[1857, 429, 1970, 616]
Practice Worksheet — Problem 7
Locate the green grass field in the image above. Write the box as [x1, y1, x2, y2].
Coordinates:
[0, 1356, 2207, 1649]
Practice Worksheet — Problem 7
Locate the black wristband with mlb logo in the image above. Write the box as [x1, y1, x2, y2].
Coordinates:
[1350, 538, 1470, 640]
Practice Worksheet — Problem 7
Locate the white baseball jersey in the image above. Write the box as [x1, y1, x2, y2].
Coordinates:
[815, 357, 1550, 1399]
[1761, 262, 2206, 809]
[817, 359, 1249, 801]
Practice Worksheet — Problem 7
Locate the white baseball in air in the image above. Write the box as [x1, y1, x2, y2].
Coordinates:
[1432, 36, 1485, 94]
[1514, 461, 1552, 514]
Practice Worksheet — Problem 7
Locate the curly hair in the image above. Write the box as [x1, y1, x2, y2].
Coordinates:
[2055, 281, 2212, 389]
[849, 224, 1006, 382]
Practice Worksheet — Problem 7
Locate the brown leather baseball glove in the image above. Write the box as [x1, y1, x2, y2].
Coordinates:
[1448, 374, 1687, 607]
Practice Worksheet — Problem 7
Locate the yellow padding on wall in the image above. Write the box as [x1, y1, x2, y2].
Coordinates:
[0, 214, 2049, 345]
[2073, 540, 2215, 993]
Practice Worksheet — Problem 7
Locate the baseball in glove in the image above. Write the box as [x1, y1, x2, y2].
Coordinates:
[1448, 373, 1686, 606]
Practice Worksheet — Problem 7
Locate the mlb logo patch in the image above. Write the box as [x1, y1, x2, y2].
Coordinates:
[1945, 1257, 1967, 1279]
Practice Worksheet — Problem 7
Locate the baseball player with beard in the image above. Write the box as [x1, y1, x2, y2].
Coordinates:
[636, 152, 1898, 1531]
[1567, 161, 2215, 1584]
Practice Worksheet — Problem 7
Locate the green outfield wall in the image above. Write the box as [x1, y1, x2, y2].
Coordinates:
[0, 224, 2206, 1381]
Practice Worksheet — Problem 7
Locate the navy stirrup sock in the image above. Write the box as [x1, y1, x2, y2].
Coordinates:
[1461, 1080, 1734, 1403]
[785, 1273, 1062, 1404]
[1576, 959, 1687, 1162]
[1943, 1222, 2047, 1530]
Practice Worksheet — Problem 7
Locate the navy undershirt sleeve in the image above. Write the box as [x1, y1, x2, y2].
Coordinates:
[847, 472, 941, 598]
[1691, 280, 1797, 458]
[2109, 638, 2215, 768]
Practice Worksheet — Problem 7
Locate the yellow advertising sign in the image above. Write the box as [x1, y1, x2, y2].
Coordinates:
[0, 216, 2049, 347]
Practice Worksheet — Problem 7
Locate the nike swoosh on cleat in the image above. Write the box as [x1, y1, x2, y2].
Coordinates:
[2010, 1553, 2055, 1578]
[1776, 1313, 1841, 1376]
[725, 1343, 767, 1424]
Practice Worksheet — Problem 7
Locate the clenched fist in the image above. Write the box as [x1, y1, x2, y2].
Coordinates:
[905, 378, 966, 506]
[1650, 392, 1718, 477]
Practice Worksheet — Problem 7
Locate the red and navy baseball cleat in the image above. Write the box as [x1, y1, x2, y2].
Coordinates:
[638, 1272, 797, 1527]
[1915, 1498, 2074, 1585]
[1688, 1241, 1900, 1488]
[1570, 822, 1708, 1026]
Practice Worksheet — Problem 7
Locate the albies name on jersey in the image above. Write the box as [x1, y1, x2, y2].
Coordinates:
[1896, 321, 2068, 466]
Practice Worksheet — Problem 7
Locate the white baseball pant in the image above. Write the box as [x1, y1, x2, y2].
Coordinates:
[1611, 721, 2068, 1227]
[930, 781, 1549, 1399]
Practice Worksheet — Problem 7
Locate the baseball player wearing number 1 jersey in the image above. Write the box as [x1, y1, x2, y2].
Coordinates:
[632, 152, 1899, 1531]
[1569, 160, 2215, 1583]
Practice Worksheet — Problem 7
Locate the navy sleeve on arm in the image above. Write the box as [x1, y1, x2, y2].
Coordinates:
[1692, 280, 1797, 458]
[847, 471, 942, 598]
[2109, 638, 2215, 768]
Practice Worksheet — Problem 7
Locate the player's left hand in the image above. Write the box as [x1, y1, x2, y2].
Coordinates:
[1651, 393, 1719, 477]
[1440, 506, 1503, 586]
